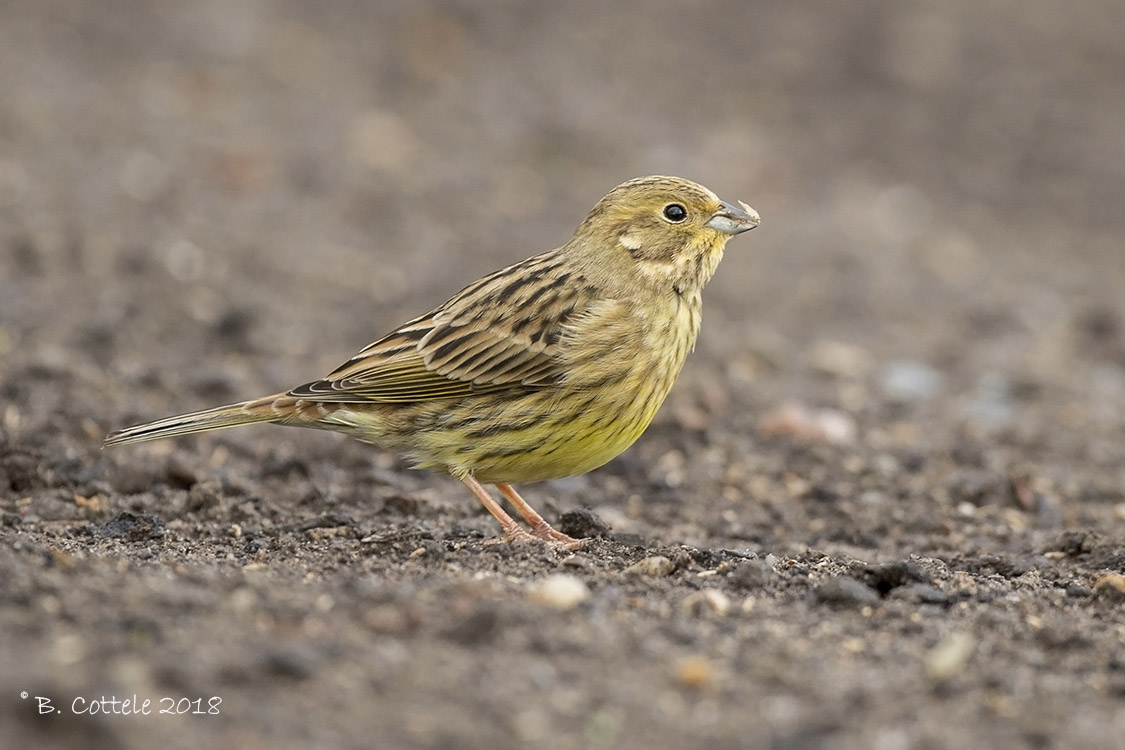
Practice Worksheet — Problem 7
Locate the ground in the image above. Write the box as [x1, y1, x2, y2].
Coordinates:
[1, 2, 1124, 749]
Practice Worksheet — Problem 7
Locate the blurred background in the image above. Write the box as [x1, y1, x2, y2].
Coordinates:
[2, 0, 1122, 444]
[2, 2, 1124, 749]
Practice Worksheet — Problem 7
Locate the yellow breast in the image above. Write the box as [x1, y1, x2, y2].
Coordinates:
[462, 291, 701, 484]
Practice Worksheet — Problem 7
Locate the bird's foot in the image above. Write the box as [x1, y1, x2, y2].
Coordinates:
[526, 519, 586, 549]
[484, 524, 585, 551]
[460, 477, 586, 550]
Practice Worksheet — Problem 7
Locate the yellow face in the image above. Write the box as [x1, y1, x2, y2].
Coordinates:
[571, 175, 759, 295]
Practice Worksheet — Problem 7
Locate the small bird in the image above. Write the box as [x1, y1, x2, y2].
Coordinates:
[105, 176, 759, 546]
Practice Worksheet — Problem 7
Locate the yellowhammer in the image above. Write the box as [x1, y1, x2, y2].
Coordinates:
[105, 176, 760, 547]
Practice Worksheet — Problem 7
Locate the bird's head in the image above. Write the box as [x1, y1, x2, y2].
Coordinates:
[570, 175, 759, 295]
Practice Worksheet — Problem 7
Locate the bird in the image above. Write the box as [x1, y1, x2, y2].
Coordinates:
[104, 176, 760, 547]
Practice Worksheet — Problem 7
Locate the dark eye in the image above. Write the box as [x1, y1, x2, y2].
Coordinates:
[662, 203, 687, 223]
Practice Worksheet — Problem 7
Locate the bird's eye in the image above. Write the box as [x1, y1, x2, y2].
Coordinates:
[662, 203, 688, 223]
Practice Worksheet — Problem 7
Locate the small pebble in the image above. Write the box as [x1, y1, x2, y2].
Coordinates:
[674, 655, 715, 689]
[1064, 584, 1091, 599]
[814, 577, 881, 606]
[557, 507, 611, 539]
[623, 556, 676, 577]
[527, 574, 591, 611]
[1092, 573, 1125, 601]
[680, 589, 731, 617]
[757, 403, 857, 445]
[907, 584, 952, 605]
[880, 360, 942, 402]
[925, 632, 976, 681]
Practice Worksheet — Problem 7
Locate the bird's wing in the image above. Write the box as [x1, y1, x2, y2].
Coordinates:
[287, 252, 587, 404]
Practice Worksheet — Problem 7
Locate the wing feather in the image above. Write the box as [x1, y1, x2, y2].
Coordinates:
[286, 251, 590, 404]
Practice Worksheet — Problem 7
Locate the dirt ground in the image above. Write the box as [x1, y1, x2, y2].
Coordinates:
[2, 2, 1124, 748]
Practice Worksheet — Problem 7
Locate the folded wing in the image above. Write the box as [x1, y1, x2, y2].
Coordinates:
[288, 253, 586, 404]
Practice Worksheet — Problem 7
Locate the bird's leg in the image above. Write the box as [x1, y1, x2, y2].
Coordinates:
[459, 475, 538, 544]
[495, 483, 583, 547]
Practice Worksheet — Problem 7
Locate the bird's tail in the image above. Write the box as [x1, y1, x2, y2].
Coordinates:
[103, 394, 289, 448]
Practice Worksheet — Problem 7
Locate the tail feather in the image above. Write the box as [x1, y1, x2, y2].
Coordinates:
[103, 395, 287, 448]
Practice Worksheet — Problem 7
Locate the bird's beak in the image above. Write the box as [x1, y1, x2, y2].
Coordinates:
[707, 200, 761, 235]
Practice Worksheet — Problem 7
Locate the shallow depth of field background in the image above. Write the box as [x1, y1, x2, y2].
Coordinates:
[1, 2, 1123, 749]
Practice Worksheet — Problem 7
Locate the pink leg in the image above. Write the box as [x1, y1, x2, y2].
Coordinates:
[459, 475, 538, 544]
[496, 483, 583, 548]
